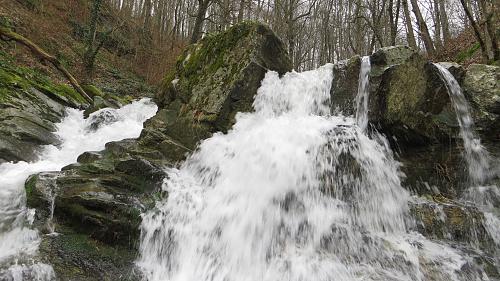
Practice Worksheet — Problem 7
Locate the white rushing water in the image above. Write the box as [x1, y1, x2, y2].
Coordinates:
[434, 64, 493, 185]
[137, 65, 492, 281]
[0, 99, 157, 280]
[434, 63, 500, 269]
[355, 56, 371, 131]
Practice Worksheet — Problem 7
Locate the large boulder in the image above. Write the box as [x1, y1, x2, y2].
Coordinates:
[330, 46, 459, 145]
[148, 21, 291, 151]
[330, 46, 500, 145]
[463, 63, 500, 140]
[25, 22, 292, 280]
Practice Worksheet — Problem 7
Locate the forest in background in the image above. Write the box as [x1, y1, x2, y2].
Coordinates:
[0, 0, 498, 85]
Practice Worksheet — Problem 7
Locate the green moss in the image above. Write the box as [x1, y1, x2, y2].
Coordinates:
[82, 84, 104, 97]
[25, 174, 38, 198]
[162, 21, 258, 102]
[456, 42, 480, 63]
[0, 50, 89, 107]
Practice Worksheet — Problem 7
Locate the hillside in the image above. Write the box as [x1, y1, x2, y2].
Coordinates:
[0, 0, 185, 100]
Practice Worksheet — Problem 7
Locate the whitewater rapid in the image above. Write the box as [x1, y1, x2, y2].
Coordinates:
[137, 64, 496, 281]
[0, 99, 157, 280]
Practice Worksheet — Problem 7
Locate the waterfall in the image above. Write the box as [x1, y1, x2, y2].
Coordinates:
[355, 56, 371, 131]
[0, 99, 157, 280]
[433, 64, 492, 185]
[137, 65, 488, 281]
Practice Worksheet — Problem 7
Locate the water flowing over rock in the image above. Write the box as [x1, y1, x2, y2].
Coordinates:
[138, 61, 500, 281]
[4, 22, 292, 280]
[0, 99, 157, 280]
[329, 45, 499, 145]
[1, 19, 499, 280]
[434, 64, 493, 185]
[355, 56, 371, 131]
[0, 57, 90, 163]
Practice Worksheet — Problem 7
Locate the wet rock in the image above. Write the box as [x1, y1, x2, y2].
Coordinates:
[370, 48, 458, 145]
[330, 56, 361, 115]
[330, 46, 460, 145]
[463, 64, 500, 139]
[38, 225, 141, 281]
[77, 151, 103, 163]
[0, 54, 89, 163]
[411, 196, 494, 247]
[86, 108, 121, 131]
[83, 96, 120, 118]
[152, 21, 292, 152]
[438, 62, 466, 84]
[399, 144, 467, 198]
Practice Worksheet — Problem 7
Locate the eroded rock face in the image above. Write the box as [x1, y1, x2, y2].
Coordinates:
[330, 56, 361, 116]
[0, 55, 89, 162]
[25, 22, 292, 280]
[463, 64, 500, 140]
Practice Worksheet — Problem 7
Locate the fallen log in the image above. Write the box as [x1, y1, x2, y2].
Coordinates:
[0, 26, 93, 104]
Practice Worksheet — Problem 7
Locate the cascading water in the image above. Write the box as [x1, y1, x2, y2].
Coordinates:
[0, 99, 157, 280]
[137, 65, 491, 281]
[434, 64, 493, 185]
[434, 64, 500, 256]
[355, 56, 371, 131]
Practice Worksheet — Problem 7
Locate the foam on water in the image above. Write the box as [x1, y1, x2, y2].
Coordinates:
[0, 99, 157, 279]
[137, 65, 491, 281]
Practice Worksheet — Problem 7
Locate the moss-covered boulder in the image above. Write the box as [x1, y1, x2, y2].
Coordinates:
[0, 51, 89, 163]
[463, 64, 500, 140]
[330, 46, 459, 145]
[330, 46, 500, 145]
[149, 21, 291, 151]
[369, 47, 458, 144]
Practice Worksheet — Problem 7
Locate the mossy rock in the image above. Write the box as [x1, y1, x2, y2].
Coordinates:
[38, 226, 140, 281]
[330, 45, 459, 145]
[411, 196, 496, 252]
[463, 63, 500, 140]
[152, 21, 292, 151]
[0, 51, 90, 162]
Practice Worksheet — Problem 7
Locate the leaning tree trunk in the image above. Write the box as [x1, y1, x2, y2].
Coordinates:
[402, 0, 417, 49]
[409, 0, 435, 56]
[190, 0, 211, 44]
[459, 0, 490, 61]
[0, 27, 93, 104]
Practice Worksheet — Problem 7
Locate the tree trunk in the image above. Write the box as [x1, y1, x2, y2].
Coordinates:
[402, 0, 417, 49]
[433, 0, 442, 49]
[409, 0, 435, 55]
[439, 0, 451, 44]
[190, 0, 210, 43]
[83, 0, 103, 81]
[459, 0, 490, 61]
[481, 0, 499, 61]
